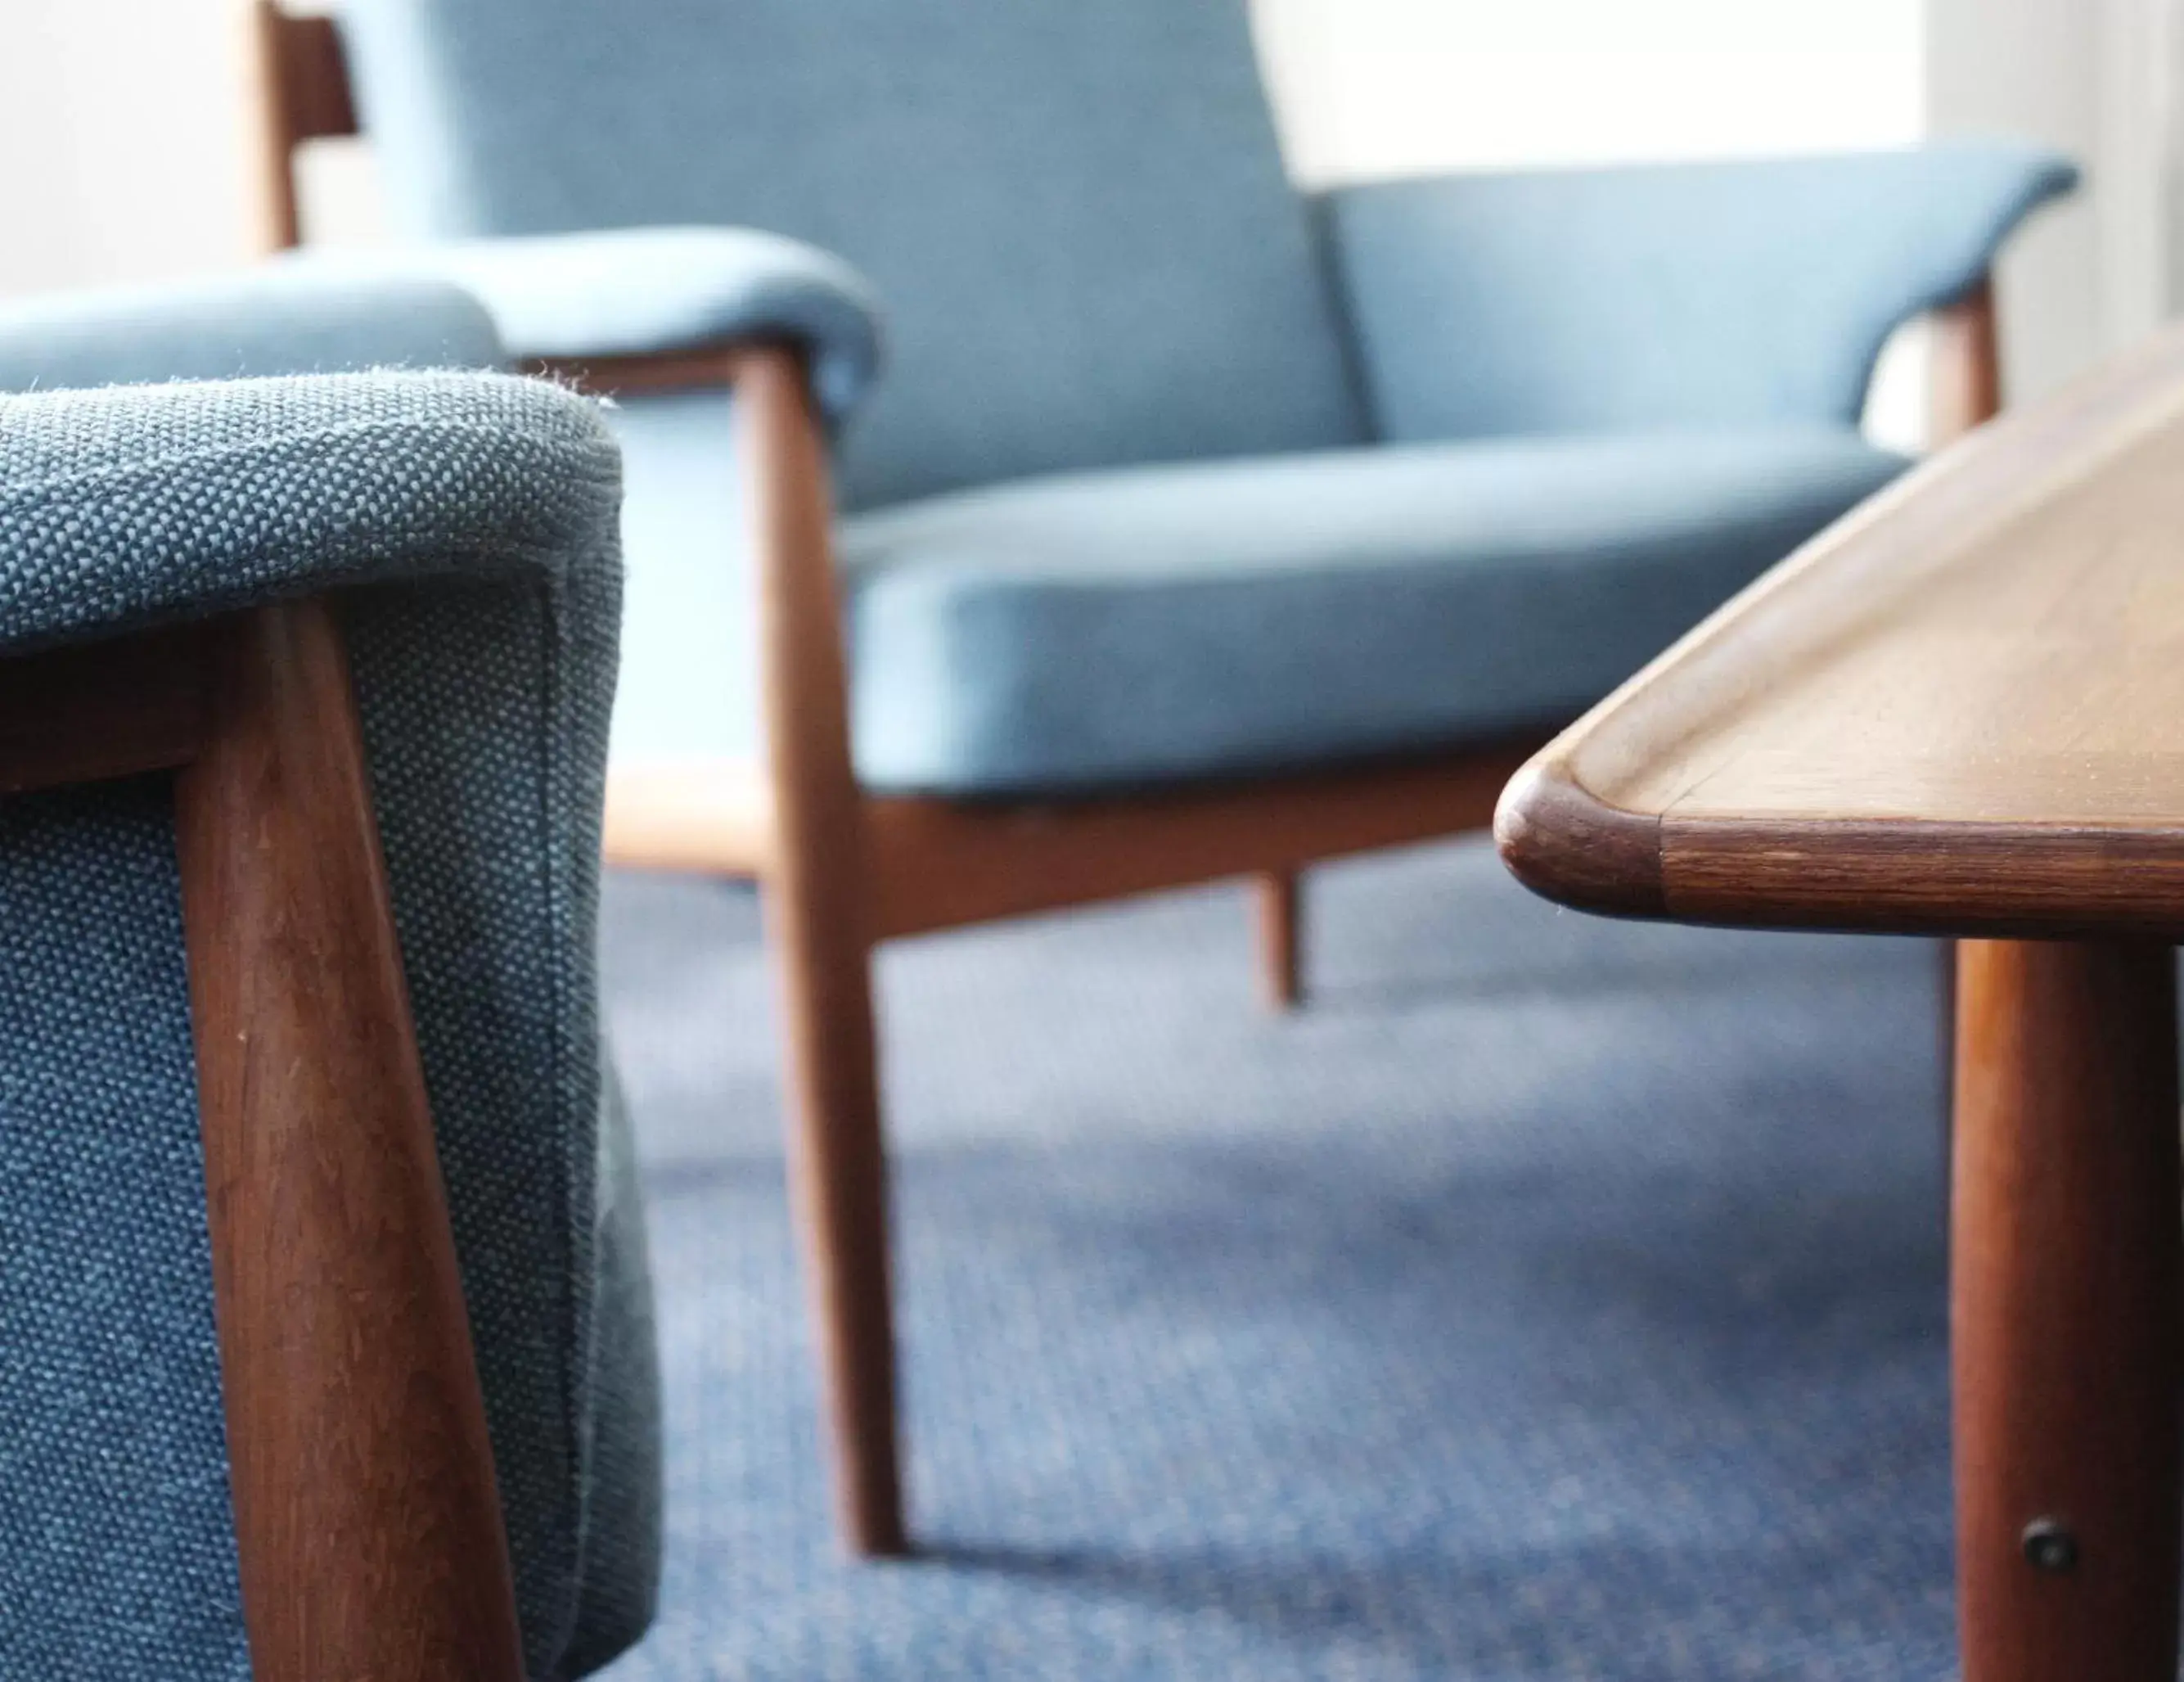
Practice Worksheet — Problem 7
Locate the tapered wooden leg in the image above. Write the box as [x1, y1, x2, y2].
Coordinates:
[744, 348, 907, 1556]
[175, 603, 525, 1682]
[1255, 869, 1304, 1010]
[1938, 936, 1957, 1215]
[1951, 939, 2179, 1682]
[764, 883, 905, 1555]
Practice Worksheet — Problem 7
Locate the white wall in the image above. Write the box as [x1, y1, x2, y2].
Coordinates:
[1928, 0, 2181, 402]
[0, 0, 250, 296]
[0, 0, 1930, 291]
[1250, 0, 1932, 444]
[1254, 0, 1923, 185]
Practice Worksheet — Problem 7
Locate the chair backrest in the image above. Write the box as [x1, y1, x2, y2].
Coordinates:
[243, 7, 359, 252]
[298, 0, 1367, 508]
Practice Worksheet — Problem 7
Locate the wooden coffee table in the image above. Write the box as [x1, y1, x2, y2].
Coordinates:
[1497, 325, 2184, 1681]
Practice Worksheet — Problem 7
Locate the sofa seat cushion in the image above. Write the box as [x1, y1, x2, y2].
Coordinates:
[604, 413, 1905, 796]
[835, 427, 1906, 794]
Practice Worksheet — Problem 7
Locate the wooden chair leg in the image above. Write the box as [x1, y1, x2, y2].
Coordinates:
[765, 882, 905, 1554]
[1255, 869, 1304, 1011]
[1951, 939, 2180, 1681]
[174, 602, 525, 1682]
[744, 347, 907, 1555]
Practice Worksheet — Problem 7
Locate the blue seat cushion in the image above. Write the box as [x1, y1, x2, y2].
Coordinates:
[838, 429, 1907, 793]
[606, 413, 1905, 796]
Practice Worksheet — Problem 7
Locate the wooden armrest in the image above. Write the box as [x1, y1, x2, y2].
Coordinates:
[529, 342, 786, 398]
[582, 343, 854, 887]
[0, 625, 209, 795]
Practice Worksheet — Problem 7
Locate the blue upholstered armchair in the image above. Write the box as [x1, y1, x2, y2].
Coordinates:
[248, 0, 2074, 1557]
[0, 273, 657, 1680]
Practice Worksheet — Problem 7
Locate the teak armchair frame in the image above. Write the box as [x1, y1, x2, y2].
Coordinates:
[7, 602, 527, 1681]
[242, 1, 2006, 1558]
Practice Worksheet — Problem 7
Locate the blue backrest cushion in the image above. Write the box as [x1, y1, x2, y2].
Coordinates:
[335, 0, 1367, 508]
[1321, 143, 2078, 441]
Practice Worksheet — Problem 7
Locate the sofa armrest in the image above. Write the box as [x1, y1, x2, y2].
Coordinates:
[288, 227, 885, 422]
[1315, 140, 2077, 442]
[0, 370, 617, 656]
[0, 269, 502, 394]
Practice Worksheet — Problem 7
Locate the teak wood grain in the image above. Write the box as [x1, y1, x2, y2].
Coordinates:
[601, 743, 1543, 927]
[0, 602, 522, 1675]
[741, 349, 907, 1555]
[1924, 280, 2004, 1134]
[1951, 939, 2180, 1679]
[862, 746, 1542, 941]
[174, 602, 525, 1681]
[0, 625, 209, 795]
[1255, 870, 1304, 1009]
[530, 349, 750, 398]
[1498, 317, 2184, 940]
[240, 3, 357, 253]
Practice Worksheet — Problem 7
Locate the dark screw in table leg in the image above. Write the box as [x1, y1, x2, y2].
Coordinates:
[1952, 939, 2180, 1681]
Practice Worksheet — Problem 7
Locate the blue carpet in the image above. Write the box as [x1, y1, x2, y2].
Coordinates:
[597, 836, 1952, 1680]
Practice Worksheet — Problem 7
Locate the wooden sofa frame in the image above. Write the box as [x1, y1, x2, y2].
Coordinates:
[240, 1, 2005, 1561]
[7, 602, 527, 1680]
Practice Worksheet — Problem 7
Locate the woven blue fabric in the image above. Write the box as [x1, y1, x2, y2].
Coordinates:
[286, 228, 882, 423]
[599, 846, 1958, 1677]
[606, 420, 1905, 792]
[0, 268, 502, 390]
[331, 0, 1367, 509]
[1321, 143, 2078, 440]
[0, 372, 653, 1680]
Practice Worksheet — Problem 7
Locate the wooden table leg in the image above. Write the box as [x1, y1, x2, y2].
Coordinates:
[1952, 939, 2180, 1680]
